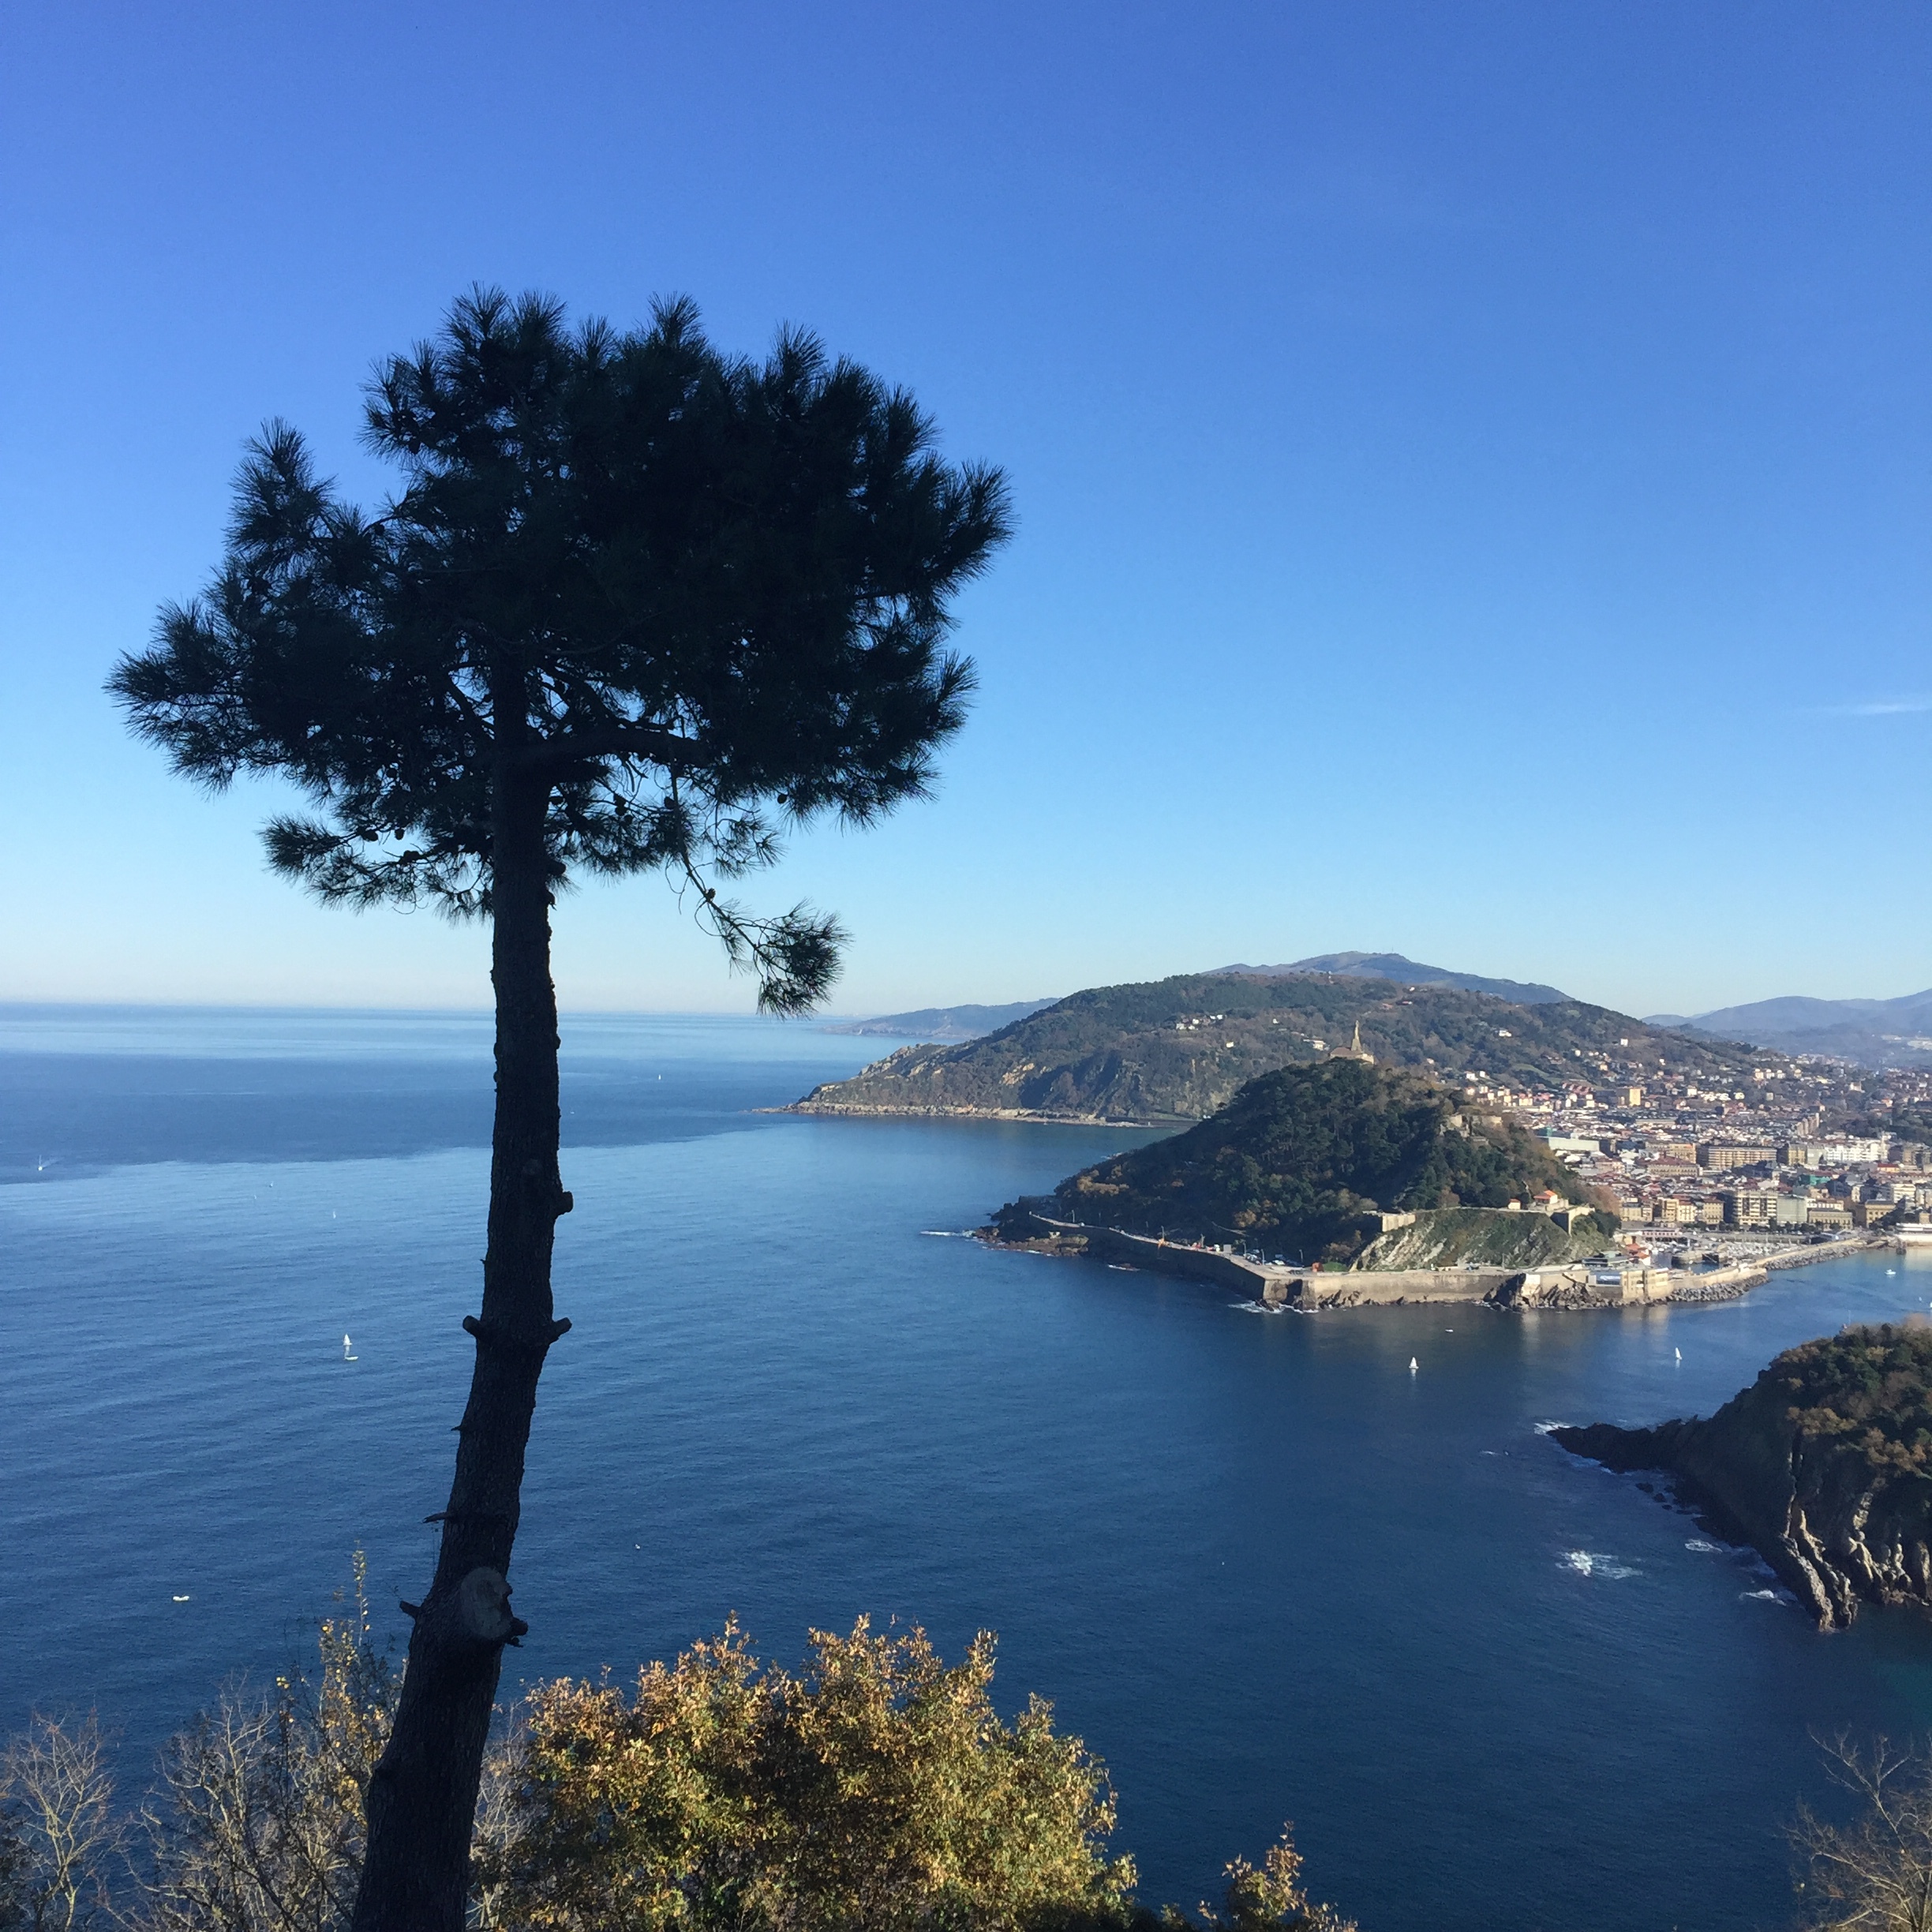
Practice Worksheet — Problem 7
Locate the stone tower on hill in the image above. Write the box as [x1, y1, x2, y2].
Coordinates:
[1330, 1020, 1375, 1065]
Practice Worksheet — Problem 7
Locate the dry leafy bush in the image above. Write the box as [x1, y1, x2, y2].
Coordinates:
[481, 1615, 1138, 1930]
[136, 1557, 395, 1931]
[1187, 1830, 1355, 1932]
[2, 1571, 1352, 1932]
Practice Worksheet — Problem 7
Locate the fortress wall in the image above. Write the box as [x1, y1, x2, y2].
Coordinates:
[1024, 1215, 1517, 1304]
[1018, 1214, 1775, 1309]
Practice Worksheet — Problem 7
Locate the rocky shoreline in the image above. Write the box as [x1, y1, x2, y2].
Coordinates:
[1553, 1325, 1932, 1630]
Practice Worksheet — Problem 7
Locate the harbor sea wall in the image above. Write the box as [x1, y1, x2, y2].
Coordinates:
[1004, 1213, 1804, 1310]
[1013, 1212, 1528, 1305]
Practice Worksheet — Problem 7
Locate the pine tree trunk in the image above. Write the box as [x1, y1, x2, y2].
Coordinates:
[351, 775, 570, 1931]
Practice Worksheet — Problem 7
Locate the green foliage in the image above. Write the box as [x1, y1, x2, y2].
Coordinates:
[485, 1619, 1354, 1932]
[108, 288, 1010, 1011]
[485, 1615, 1138, 1930]
[1038, 1061, 1586, 1264]
[799, 972, 1765, 1121]
[1766, 1326, 1932, 1480]
[1354, 1204, 1616, 1272]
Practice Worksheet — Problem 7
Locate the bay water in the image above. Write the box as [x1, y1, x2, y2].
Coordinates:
[6, 1005, 1932, 1930]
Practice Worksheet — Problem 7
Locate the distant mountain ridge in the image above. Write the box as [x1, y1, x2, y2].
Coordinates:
[822, 953, 1570, 1046]
[818, 958, 1932, 1080]
[1214, 952, 1570, 1005]
[1649, 989, 1932, 1069]
[792, 972, 1764, 1125]
[820, 1000, 1058, 1043]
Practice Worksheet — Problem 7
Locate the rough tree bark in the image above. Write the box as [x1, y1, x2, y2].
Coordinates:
[351, 770, 571, 1931]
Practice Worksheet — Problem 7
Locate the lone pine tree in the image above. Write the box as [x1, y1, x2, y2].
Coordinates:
[108, 288, 1010, 1931]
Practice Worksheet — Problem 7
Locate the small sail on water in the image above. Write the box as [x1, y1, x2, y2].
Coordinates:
[343, 1333, 358, 1362]
[1408, 1357, 1418, 1375]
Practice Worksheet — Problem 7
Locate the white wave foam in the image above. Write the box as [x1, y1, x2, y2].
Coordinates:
[1742, 1588, 1782, 1601]
[1533, 1421, 1574, 1436]
[1561, 1549, 1638, 1579]
[1684, 1540, 1719, 1552]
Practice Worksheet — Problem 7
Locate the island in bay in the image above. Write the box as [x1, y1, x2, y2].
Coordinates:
[986, 1055, 1634, 1297]
[974, 1054, 1789, 1309]
[796, 960, 1924, 1309]
[1554, 1325, 1932, 1629]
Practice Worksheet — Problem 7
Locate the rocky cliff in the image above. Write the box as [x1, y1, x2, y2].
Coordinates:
[1554, 1325, 1932, 1629]
[1354, 1205, 1614, 1272]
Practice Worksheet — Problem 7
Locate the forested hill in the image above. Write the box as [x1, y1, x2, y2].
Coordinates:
[1005, 1060, 1593, 1265]
[789, 972, 1767, 1124]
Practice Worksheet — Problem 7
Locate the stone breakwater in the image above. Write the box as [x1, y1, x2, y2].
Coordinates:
[988, 1211, 1887, 1312]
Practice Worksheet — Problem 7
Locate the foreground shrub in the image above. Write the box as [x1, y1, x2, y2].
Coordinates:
[1189, 1831, 1354, 1932]
[2, 1573, 1354, 1931]
[484, 1616, 1138, 1930]
[1792, 1733, 1932, 1930]
[137, 1559, 394, 1930]
[0, 1711, 122, 1931]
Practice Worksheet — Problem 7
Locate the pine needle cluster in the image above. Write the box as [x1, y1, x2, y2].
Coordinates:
[108, 288, 1010, 1011]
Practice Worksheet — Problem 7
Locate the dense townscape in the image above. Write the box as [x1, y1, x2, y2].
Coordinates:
[1520, 1050, 1932, 1257]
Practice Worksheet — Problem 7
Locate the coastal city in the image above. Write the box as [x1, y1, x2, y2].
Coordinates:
[1500, 1049, 1932, 1260]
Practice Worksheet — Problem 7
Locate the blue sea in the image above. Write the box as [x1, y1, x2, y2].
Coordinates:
[6, 1005, 1932, 1931]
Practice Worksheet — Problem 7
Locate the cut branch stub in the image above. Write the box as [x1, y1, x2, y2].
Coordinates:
[398, 1570, 527, 1651]
[461, 1313, 571, 1356]
[456, 1567, 528, 1647]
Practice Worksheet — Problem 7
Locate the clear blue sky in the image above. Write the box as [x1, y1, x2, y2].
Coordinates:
[2, 2, 1926, 1019]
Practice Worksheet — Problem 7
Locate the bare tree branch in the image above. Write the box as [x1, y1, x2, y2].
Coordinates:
[0, 1713, 123, 1932]
[1792, 1733, 1932, 1931]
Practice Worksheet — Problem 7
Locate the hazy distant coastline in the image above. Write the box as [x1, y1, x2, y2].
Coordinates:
[819, 999, 1057, 1043]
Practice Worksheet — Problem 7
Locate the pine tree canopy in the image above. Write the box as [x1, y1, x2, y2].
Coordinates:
[108, 288, 1013, 1010]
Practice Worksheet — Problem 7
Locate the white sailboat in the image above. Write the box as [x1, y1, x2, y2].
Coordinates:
[343, 1333, 358, 1362]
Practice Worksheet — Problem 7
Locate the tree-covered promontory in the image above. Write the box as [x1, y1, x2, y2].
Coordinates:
[1556, 1325, 1932, 1629]
[1009, 1060, 1597, 1265]
[793, 972, 1768, 1125]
